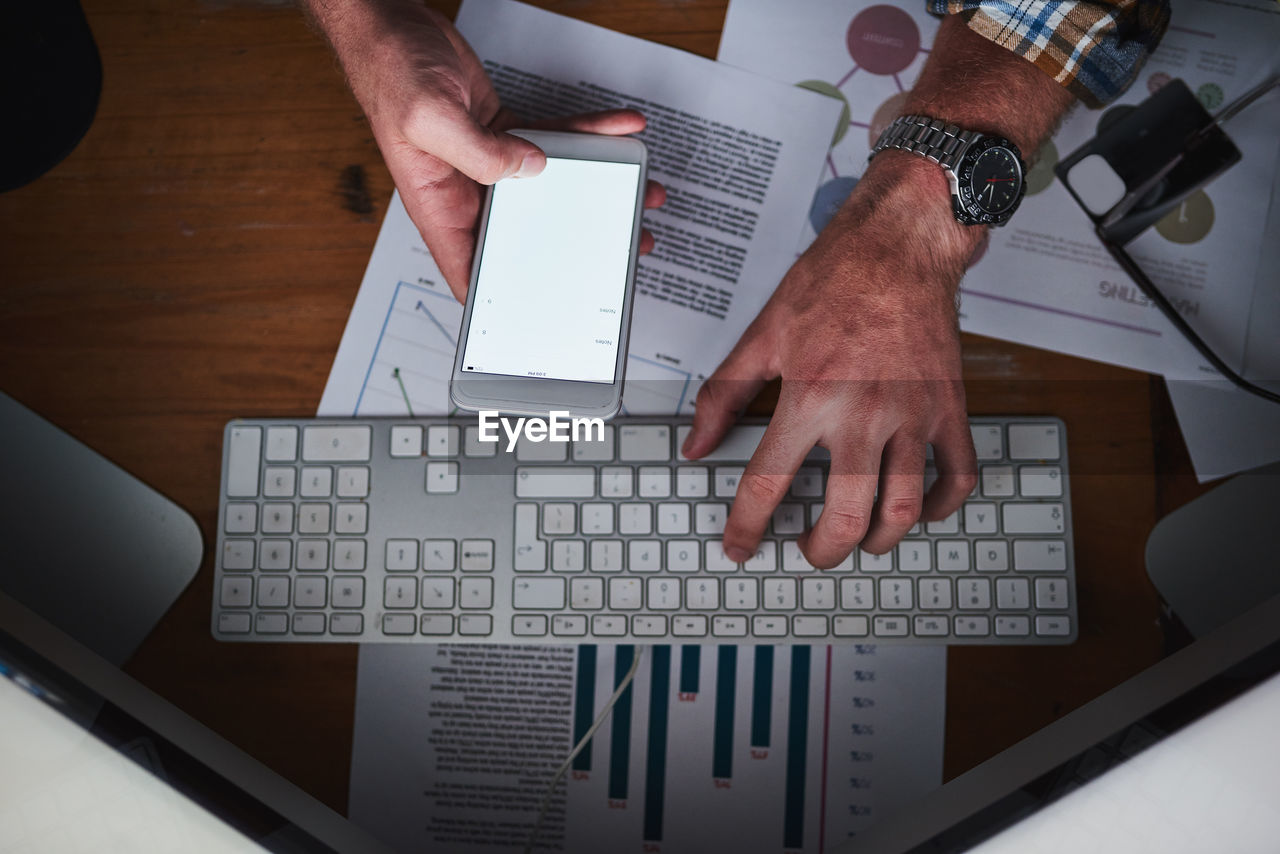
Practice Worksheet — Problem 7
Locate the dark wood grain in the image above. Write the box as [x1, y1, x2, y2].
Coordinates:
[0, 0, 1176, 817]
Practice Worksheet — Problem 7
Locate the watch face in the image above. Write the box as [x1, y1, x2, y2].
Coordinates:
[967, 146, 1023, 215]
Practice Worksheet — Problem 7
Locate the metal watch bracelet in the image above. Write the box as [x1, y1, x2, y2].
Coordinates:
[871, 115, 979, 171]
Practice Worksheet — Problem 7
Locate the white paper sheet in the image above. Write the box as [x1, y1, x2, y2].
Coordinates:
[320, 2, 949, 851]
[718, 0, 1280, 385]
[348, 643, 945, 854]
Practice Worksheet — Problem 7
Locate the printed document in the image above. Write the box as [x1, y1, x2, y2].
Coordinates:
[319, 1, 948, 852]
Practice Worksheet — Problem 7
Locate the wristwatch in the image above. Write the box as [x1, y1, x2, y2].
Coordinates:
[871, 114, 1026, 226]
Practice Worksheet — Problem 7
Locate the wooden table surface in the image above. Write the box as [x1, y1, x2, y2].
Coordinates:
[0, 0, 1210, 820]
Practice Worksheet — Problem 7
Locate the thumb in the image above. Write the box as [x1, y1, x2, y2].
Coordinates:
[683, 341, 772, 459]
[407, 103, 546, 185]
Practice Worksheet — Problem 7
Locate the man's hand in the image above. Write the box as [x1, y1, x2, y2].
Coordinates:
[683, 15, 1074, 568]
[306, 0, 663, 299]
[683, 154, 981, 567]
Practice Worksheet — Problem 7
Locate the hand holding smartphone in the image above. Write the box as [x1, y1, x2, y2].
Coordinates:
[449, 130, 648, 419]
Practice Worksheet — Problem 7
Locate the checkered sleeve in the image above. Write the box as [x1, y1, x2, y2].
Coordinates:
[927, 0, 1170, 106]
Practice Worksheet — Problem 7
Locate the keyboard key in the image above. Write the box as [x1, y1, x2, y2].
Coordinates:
[222, 540, 254, 571]
[264, 426, 298, 462]
[590, 540, 623, 572]
[426, 461, 459, 494]
[298, 503, 331, 534]
[619, 425, 670, 461]
[384, 578, 417, 609]
[224, 503, 257, 534]
[1008, 423, 1061, 460]
[225, 426, 262, 498]
[458, 615, 492, 636]
[673, 615, 708, 637]
[898, 541, 931, 572]
[918, 578, 953, 610]
[256, 613, 289, 635]
[1035, 615, 1072, 636]
[386, 540, 418, 571]
[724, 578, 759, 610]
[801, 578, 835, 609]
[763, 578, 797, 610]
[753, 615, 788, 637]
[421, 578, 455, 609]
[1019, 465, 1063, 497]
[975, 540, 1009, 572]
[218, 613, 251, 634]
[516, 467, 595, 498]
[633, 615, 667, 637]
[330, 614, 363, 635]
[383, 614, 416, 635]
[878, 579, 912, 610]
[1014, 539, 1068, 571]
[610, 578, 642, 610]
[514, 578, 565, 609]
[685, 578, 719, 610]
[515, 435, 567, 462]
[957, 578, 992, 610]
[629, 540, 662, 572]
[335, 504, 368, 535]
[926, 510, 959, 535]
[294, 577, 327, 609]
[996, 578, 1030, 610]
[220, 577, 252, 608]
[1035, 578, 1070, 610]
[970, 424, 1003, 461]
[995, 615, 1031, 637]
[299, 466, 332, 497]
[460, 578, 493, 609]
[573, 426, 614, 462]
[251, 498, 299, 542]
[955, 615, 991, 637]
[463, 425, 497, 458]
[296, 540, 328, 571]
[914, 616, 949, 637]
[676, 424, 766, 462]
[302, 425, 371, 462]
[259, 540, 291, 571]
[743, 542, 777, 573]
[873, 616, 909, 637]
[936, 541, 970, 572]
[543, 503, 576, 535]
[263, 467, 295, 498]
[964, 503, 998, 534]
[704, 541, 738, 573]
[427, 425, 459, 458]
[790, 467, 823, 498]
[293, 614, 326, 635]
[676, 466, 709, 498]
[600, 467, 633, 498]
[334, 540, 366, 571]
[421, 615, 455, 636]
[423, 540, 456, 571]
[712, 615, 748, 637]
[553, 615, 588, 637]
[980, 465, 1015, 497]
[793, 616, 829, 637]
[714, 467, 744, 498]
[570, 578, 604, 610]
[647, 578, 680, 610]
[552, 540, 586, 572]
[833, 615, 870, 637]
[581, 503, 614, 535]
[1003, 503, 1065, 534]
[638, 467, 672, 498]
[337, 466, 370, 498]
[666, 541, 700, 572]
[390, 425, 422, 458]
[657, 503, 691, 535]
[772, 503, 805, 535]
[695, 503, 729, 535]
[332, 579, 364, 609]
[592, 615, 627, 637]
[859, 549, 894, 572]
[257, 577, 289, 608]
[840, 579, 874, 610]
[513, 504, 545, 572]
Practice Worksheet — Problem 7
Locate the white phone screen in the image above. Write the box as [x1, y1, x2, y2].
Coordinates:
[461, 157, 641, 385]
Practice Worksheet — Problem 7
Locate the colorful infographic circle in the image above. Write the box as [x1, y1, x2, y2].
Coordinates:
[809, 176, 859, 233]
[1155, 190, 1214, 244]
[797, 80, 852, 146]
[1197, 82, 1224, 111]
[1024, 138, 1058, 196]
[846, 6, 920, 75]
[868, 91, 911, 147]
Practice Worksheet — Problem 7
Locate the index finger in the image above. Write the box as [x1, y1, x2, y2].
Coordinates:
[721, 407, 816, 562]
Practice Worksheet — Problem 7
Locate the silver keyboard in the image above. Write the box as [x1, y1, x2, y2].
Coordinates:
[212, 416, 1076, 645]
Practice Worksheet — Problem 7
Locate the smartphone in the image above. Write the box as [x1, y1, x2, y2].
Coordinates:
[449, 130, 648, 419]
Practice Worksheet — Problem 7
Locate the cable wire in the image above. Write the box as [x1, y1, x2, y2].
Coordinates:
[523, 645, 646, 854]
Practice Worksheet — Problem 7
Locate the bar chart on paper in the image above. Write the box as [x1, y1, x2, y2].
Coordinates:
[562, 644, 944, 854]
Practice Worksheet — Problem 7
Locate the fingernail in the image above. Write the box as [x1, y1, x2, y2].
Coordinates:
[514, 152, 544, 179]
[725, 546, 751, 563]
[681, 427, 699, 457]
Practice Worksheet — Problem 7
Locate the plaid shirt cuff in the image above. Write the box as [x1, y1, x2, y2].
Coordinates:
[928, 0, 1171, 107]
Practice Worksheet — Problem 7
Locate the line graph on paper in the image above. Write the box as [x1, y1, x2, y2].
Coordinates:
[353, 280, 696, 417]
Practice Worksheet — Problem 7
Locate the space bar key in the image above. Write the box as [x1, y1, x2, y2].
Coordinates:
[515, 467, 596, 498]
